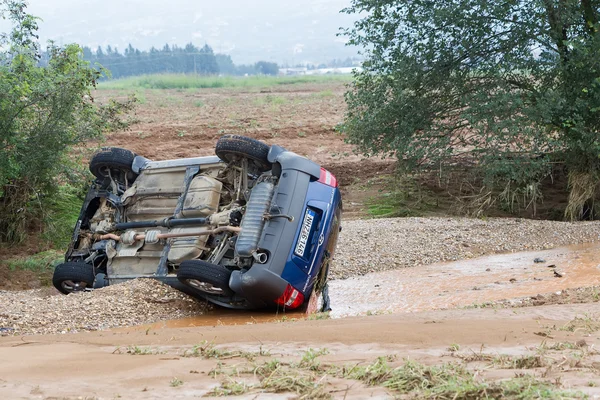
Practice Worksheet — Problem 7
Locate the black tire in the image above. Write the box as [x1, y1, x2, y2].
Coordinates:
[53, 262, 95, 294]
[89, 147, 137, 181]
[177, 260, 233, 296]
[215, 135, 271, 172]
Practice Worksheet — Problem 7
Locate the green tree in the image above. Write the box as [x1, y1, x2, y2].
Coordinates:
[342, 0, 600, 219]
[0, 0, 135, 243]
[255, 61, 279, 76]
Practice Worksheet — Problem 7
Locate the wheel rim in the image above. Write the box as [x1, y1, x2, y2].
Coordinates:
[61, 280, 89, 292]
[185, 279, 224, 295]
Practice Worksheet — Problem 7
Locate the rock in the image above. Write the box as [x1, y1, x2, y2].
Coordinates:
[553, 270, 564, 278]
[509, 278, 517, 283]
[533, 257, 546, 263]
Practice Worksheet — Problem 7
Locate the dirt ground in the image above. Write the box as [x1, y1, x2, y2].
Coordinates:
[2, 303, 600, 399]
[3, 81, 600, 398]
[93, 83, 391, 219]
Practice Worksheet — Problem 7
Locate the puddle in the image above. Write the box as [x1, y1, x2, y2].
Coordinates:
[134, 242, 600, 329]
[329, 242, 600, 317]
[128, 308, 304, 331]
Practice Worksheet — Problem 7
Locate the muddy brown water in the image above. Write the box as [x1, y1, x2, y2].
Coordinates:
[141, 243, 600, 328]
[329, 242, 600, 317]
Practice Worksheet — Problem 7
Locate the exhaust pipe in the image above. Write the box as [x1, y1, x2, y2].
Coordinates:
[235, 180, 275, 257]
[253, 252, 268, 264]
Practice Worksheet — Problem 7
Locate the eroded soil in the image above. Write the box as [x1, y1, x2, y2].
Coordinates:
[2, 302, 600, 399]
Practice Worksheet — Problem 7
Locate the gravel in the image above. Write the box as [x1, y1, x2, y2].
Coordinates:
[331, 217, 600, 279]
[1, 217, 599, 335]
[0, 279, 209, 336]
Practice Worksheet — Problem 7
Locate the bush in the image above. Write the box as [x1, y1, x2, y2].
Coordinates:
[341, 0, 600, 220]
[0, 1, 135, 243]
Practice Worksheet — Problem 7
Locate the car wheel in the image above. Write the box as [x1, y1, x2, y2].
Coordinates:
[89, 147, 138, 182]
[177, 260, 233, 296]
[215, 134, 271, 172]
[53, 262, 95, 294]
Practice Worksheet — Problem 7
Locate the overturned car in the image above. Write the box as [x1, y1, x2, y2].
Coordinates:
[53, 135, 342, 311]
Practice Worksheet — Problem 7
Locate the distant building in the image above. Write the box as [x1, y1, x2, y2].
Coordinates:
[278, 66, 361, 76]
[279, 67, 308, 76]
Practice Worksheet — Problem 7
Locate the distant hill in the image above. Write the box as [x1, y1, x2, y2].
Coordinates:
[24, 0, 360, 65]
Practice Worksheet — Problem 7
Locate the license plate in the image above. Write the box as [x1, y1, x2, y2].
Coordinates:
[294, 209, 315, 257]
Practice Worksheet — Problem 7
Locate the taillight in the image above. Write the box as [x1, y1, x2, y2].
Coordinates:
[275, 284, 305, 309]
[318, 168, 338, 188]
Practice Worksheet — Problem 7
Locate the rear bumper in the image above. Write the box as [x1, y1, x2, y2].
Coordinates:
[229, 146, 320, 307]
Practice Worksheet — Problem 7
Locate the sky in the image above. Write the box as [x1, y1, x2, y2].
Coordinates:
[2, 0, 361, 65]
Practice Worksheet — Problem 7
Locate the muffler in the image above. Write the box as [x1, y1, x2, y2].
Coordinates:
[235, 180, 275, 257]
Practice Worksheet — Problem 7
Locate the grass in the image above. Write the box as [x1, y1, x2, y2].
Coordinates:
[560, 314, 600, 333]
[0, 183, 83, 287]
[207, 377, 252, 396]
[98, 73, 353, 90]
[5, 249, 63, 273]
[253, 95, 288, 107]
[40, 184, 84, 249]
[451, 350, 548, 369]
[207, 350, 332, 399]
[181, 341, 269, 361]
[298, 348, 329, 371]
[124, 346, 163, 355]
[191, 345, 588, 399]
[366, 174, 440, 218]
[2, 249, 63, 286]
[315, 89, 335, 97]
[169, 377, 183, 387]
[336, 357, 582, 399]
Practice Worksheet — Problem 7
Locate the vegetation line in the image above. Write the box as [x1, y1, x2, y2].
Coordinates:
[98, 73, 353, 90]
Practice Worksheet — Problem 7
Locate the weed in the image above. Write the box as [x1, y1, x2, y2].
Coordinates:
[366, 174, 438, 218]
[366, 309, 389, 316]
[307, 312, 331, 321]
[297, 131, 306, 137]
[41, 184, 85, 248]
[193, 99, 204, 107]
[255, 95, 287, 106]
[252, 359, 281, 376]
[114, 346, 162, 355]
[453, 351, 547, 369]
[169, 377, 183, 387]
[181, 341, 267, 361]
[337, 358, 581, 398]
[560, 314, 600, 333]
[177, 130, 187, 137]
[183, 341, 230, 358]
[537, 341, 581, 352]
[260, 367, 331, 399]
[316, 89, 334, 97]
[133, 90, 147, 104]
[491, 354, 548, 369]
[447, 344, 461, 352]
[206, 377, 252, 396]
[298, 348, 329, 371]
[6, 250, 62, 274]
